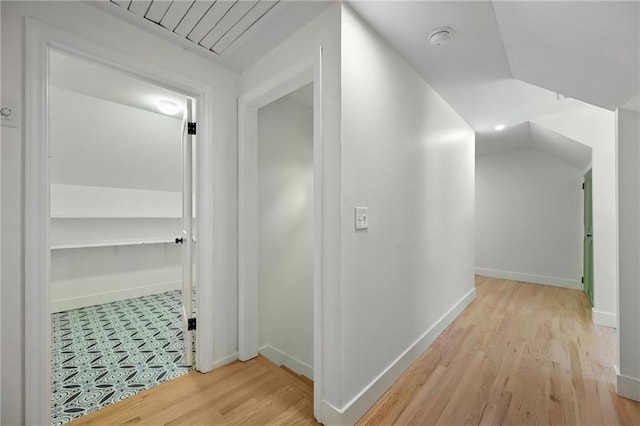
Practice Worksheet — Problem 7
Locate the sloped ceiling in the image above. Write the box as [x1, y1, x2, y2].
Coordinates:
[476, 121, 592, 171]
[348, 1, 590, 132]
[97, 1, 636, 166]
[50, 50, 187, 117]
[350, 1, 639, 130]
[476, 123, 532, 157]
[494, 1, 639, 111]
[529, 123, 592, 170]
[349, 0, 636, 167]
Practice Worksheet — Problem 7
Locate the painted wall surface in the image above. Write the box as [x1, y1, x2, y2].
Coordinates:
[532, 107, 617, 326]
[340, 4, 475, 417]
[257, 94, 313, 378]
[50, 87, 182, 192]
[49, 88, 183, 312]
[0, 1, 238, 423]
[476, 148, 584, 288]
[240, 3, 343, 412]
[616, 108, 640, 401]
[49, 185, 183, 312]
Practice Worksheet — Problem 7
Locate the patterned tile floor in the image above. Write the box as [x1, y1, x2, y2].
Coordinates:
[51, 290, 193, 425]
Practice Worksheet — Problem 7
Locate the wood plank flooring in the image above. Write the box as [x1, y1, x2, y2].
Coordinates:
[69, 276, 640, 425]
[68, 355, 317, 425]
[358, 276, 640, 425]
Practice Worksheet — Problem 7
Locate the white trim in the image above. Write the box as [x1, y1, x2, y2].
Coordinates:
[25, 18, 51, 426]
[581, 163, 593, 177]
[50, 281, 181, 313]
[213, 352, 240, 369]
[475, 268, 581, 290]
[259, 345, 314, 380]
[615, 365, 640, 402]
[238, 49, 324, 421]
[25, 18, 215, 423]
[320, 288, 476, 425]
[592, 308, 617, 328]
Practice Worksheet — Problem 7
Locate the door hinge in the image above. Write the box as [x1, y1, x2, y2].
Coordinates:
[582, 183, 585, 189]
[187, 122, 197, 135]
[188, 317, 196, 331]
[581, 276, 584, 283]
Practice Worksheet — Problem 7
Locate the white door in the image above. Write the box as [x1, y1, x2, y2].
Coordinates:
[180, 98, 195, 366]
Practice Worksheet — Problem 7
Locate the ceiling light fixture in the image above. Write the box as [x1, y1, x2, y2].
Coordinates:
[494, 124, 506, 131]
[428, 26, 453, 47]
[157, 100, 179, 115]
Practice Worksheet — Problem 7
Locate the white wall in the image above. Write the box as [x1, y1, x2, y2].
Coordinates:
[51, 241, 181, 312]
[50, 87, 182, 192]
[49, 86, 184, 312]
[532, 107, 617, 327]
[476, 148, 584, 288]
[257, 94, 314, 379]
[616, 108, 640, 401]
[240, 3, 343, 416]
[339, 5, 475, 422]
[51, 184, 181, 219]
[1, 1, 238, 424]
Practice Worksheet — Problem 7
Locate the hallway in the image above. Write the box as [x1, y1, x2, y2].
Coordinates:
[68, 276, 639, 425]
[359, 276, 639, 425]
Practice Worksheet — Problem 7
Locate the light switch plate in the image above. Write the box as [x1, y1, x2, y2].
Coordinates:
[1, 104, 19, 128]
[355, 207, 368, 230]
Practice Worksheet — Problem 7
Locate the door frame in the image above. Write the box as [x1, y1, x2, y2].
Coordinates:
[583, 168, 594, 305]
[25, 18, 215, 425]
[238, 49, 324, 420]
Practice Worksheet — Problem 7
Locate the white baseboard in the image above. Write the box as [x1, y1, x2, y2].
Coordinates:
[592, 309, 617, 328]
[321, 287, 476, 425]
[212, 352, 238, 369]
[51, 280, 181, 312]
[475, 268, 581, 290]
[615, 365, 640, 402]
[259, 345, 314, 380]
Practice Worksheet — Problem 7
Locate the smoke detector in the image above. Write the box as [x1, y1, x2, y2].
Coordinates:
[428, 27, 453, 47]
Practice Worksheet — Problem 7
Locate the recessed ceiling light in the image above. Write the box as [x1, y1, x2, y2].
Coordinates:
[428, 27, 453, 47]
[157, 100, 179, 115]
[494, 124, 506, 131]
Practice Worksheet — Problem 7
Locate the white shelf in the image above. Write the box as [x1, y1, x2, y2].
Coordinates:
[51, 238, 177, 250]
[50, 216, 182, 219]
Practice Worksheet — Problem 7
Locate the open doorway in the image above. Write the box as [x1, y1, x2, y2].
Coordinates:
[48, 50, 197, 425]
[238, 52, 323, 421]
[256, 84, 314, 382]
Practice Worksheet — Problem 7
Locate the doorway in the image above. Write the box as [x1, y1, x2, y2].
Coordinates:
[24, 19, 214, 423]
[48, 49, 197, 424]
[583, 169, 594, 305]
[238, 53, 323, 421]
[256, 84, 314, 381]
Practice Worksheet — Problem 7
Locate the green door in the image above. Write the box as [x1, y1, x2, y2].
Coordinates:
[583, 169, 594, 305]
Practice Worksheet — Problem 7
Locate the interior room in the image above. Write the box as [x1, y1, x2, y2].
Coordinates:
[1, 1, 639, 425]
[48, 50, 195, 424]
[257, 83, 314, 384]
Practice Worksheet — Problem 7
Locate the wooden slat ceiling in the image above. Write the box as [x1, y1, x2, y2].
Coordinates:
[110, 0, 280, 56]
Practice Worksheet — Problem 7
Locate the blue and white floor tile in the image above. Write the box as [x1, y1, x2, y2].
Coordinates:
[51, 290, 192, 425]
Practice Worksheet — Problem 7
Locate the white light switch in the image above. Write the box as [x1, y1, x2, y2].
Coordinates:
[355, 207, 368, 230]
[0, 105, 18, 128]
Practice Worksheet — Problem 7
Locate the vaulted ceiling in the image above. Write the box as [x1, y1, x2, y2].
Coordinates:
[350, 1, 639, 128]
[97, 1, 639, 165]
[349, 0, 638, 164]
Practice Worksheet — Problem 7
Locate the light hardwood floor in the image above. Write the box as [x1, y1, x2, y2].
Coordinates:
[70, 276, 640, 425]
[358, 276, 640, 425]
[69, 354, 317, 425]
